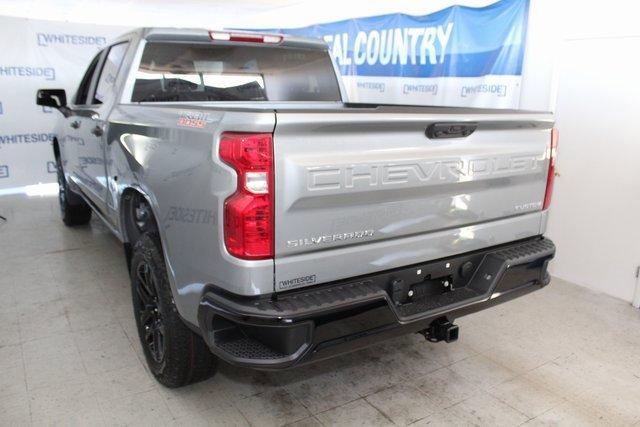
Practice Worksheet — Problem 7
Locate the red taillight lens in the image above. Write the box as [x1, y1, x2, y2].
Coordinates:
[219, 132, 274, 259]
[543, 128, 558, 210]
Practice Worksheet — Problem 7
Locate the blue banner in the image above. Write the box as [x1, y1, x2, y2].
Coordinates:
[258, 0, 529, 79]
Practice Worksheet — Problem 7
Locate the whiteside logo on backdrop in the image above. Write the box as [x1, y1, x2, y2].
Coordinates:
[0, 165, 8, 179]
[0, 133, 55, 145]
[0, 66, 55, 80]
[461, 83, 508, 98]
[356, 81, 386, 92]
[324, 22, 453, 67]
[403, 83, 438, 95]
[37, 33, 107, 47]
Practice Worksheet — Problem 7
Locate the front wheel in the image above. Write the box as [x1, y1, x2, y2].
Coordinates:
[56, 158, 91, 226]
[130, 232, 217, 388]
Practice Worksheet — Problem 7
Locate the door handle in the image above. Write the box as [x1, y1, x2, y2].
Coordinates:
[91, 126, 103, 137]
[70, 120, 80, 129]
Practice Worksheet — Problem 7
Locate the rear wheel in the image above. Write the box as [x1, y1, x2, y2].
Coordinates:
[130, 232, 217, 387]
[56, 158, 91, 226]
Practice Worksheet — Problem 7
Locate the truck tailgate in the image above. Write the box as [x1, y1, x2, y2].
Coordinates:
[273, 107, 553, 292]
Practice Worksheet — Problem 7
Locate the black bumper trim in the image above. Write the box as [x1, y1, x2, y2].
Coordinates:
[198, 236, 555, 369]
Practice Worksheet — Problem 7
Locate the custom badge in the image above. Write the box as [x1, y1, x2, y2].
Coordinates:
[177, 111, 215, 128]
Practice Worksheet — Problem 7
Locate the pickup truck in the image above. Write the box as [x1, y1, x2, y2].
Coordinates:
[36, 27, 557, 388]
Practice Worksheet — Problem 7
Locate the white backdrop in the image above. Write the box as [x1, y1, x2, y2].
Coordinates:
[0, 16, 128, 192]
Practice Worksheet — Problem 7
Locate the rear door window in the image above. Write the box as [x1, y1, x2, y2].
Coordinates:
[131, 42, 341, 102]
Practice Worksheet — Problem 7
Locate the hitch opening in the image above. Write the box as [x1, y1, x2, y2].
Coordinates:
[420, 319, 459, 343]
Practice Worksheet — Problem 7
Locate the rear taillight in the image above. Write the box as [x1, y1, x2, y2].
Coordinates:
[543, 128, 559, 210]
[219, 132, 274, 260]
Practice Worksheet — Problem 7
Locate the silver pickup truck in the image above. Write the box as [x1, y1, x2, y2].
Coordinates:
[36, 27, 557, 388]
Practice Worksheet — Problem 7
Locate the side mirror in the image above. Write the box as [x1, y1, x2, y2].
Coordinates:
[36, 89, 67, 109]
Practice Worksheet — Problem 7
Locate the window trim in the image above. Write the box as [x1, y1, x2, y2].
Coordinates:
[91, 41, 131, 106]
[120, 39, 147, 104]
[73, 50, 104, 106]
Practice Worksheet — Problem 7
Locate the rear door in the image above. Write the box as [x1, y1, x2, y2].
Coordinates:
[65, 51, 102, 189]
[75, 41, 130, 212]
[273, 107, 553, 292]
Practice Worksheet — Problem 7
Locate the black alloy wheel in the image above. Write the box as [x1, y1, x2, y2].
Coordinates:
[130, 232, 217, 387]
[134, 260, 165, 364]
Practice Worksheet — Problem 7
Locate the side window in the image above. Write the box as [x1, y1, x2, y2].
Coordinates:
[93, 42, 130, 105]
[74, 51, 102, 105]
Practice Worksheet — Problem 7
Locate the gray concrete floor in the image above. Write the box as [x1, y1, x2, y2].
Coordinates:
[1, 194, 640, 426]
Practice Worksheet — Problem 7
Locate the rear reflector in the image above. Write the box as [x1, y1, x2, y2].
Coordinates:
[219, 132, 274, 260]
[543, 128, 558, 210]
[209, 31, 283, 44]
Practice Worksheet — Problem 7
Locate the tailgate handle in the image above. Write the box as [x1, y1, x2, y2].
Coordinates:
[426, 122, 477, 139]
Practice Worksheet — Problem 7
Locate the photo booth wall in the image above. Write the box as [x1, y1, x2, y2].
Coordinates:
[258, 0, 529, 108]
[0, 16, 128, 192]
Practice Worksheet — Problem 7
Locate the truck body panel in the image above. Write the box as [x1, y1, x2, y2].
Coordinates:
[105, 104, 277, 322]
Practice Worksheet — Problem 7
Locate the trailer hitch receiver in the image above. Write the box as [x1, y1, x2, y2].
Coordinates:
[420, 319, 459, 343]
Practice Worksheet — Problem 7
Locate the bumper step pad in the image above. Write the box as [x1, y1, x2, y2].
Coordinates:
[216, 336, 285, 360]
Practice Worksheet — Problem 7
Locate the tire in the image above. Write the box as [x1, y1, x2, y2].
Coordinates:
[56, 158, 91, 226]
[130, 232, 217, 388]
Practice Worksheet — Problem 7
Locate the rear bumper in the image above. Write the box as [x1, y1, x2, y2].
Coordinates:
[198, 236, 555, 369]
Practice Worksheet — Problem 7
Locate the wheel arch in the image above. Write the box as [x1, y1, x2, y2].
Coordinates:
[119, 185, 200, 329]
[120, 186, 161, 269]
